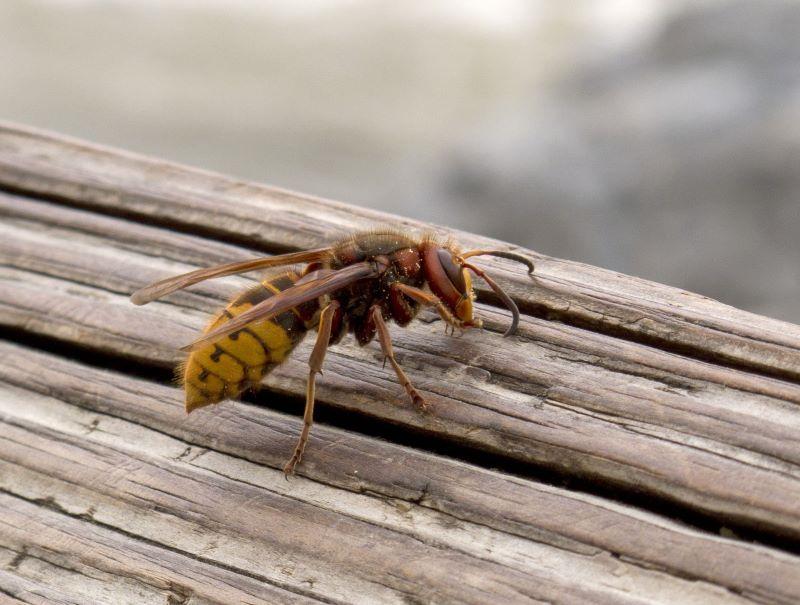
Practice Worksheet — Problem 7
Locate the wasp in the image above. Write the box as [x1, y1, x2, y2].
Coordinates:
[131, 230, 533, 475]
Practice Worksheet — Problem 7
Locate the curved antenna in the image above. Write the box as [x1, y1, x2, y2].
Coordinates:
[462, 262, 520, 337]
[459, 249, 534, 275]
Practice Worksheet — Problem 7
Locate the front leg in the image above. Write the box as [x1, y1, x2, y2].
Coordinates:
[392, 283, 465, 334]
[371, 306, 428, 410]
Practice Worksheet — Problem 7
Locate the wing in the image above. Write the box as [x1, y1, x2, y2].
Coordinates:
[181, 261, 380, 352]
[130, 247, 333, 305]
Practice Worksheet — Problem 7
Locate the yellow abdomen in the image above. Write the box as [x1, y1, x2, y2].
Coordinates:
[182, 272, 309, 412]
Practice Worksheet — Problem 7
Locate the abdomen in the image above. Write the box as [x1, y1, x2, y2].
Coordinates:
[182, 271, 311, 412]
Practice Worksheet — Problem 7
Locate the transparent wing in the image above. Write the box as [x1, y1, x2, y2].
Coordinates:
[181, 261, 379, 352]
[130, 247, 333, 305]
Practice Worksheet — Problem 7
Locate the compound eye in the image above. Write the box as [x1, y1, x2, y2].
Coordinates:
[437, 249, 466, 292]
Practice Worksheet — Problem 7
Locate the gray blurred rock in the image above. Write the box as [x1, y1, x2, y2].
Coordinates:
[435, 0, 800, 321]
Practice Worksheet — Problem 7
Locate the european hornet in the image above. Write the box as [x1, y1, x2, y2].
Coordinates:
[131, 230, 533, 475]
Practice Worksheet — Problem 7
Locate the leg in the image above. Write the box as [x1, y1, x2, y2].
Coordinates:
[371, 306, 428, 410]
[283, 299, 339, 476]
[392, 283, 465, 333]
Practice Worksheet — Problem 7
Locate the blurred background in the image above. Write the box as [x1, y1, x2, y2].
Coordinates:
[1, 0, 798, 322]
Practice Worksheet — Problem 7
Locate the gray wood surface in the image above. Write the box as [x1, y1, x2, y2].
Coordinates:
[1, 122, 799, 604]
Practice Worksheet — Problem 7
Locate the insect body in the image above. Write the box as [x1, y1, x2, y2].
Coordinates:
[181, 270, 310, 412]
[131, 230, 533, 475]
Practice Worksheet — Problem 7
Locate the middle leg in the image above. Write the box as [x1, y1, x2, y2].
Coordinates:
[371, 305, 428, 410]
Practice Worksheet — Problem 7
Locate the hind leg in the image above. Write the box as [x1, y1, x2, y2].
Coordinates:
[283, 300, 339, 476]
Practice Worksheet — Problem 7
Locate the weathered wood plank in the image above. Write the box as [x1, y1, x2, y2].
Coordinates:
[1, 499, 316, 605]
[1, 342, 797, 604]
[2, 194, 800, 542]
[1, 412, 566, 604]
[2, 122, 799, 381]
[0, 566, 81, 605]
[2, 123, 800, 604]
[0, 360, 725, 605]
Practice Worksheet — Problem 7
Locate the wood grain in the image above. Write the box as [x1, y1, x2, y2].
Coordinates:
[1, 123, 800, 604]
[0, 495, 315, 605]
